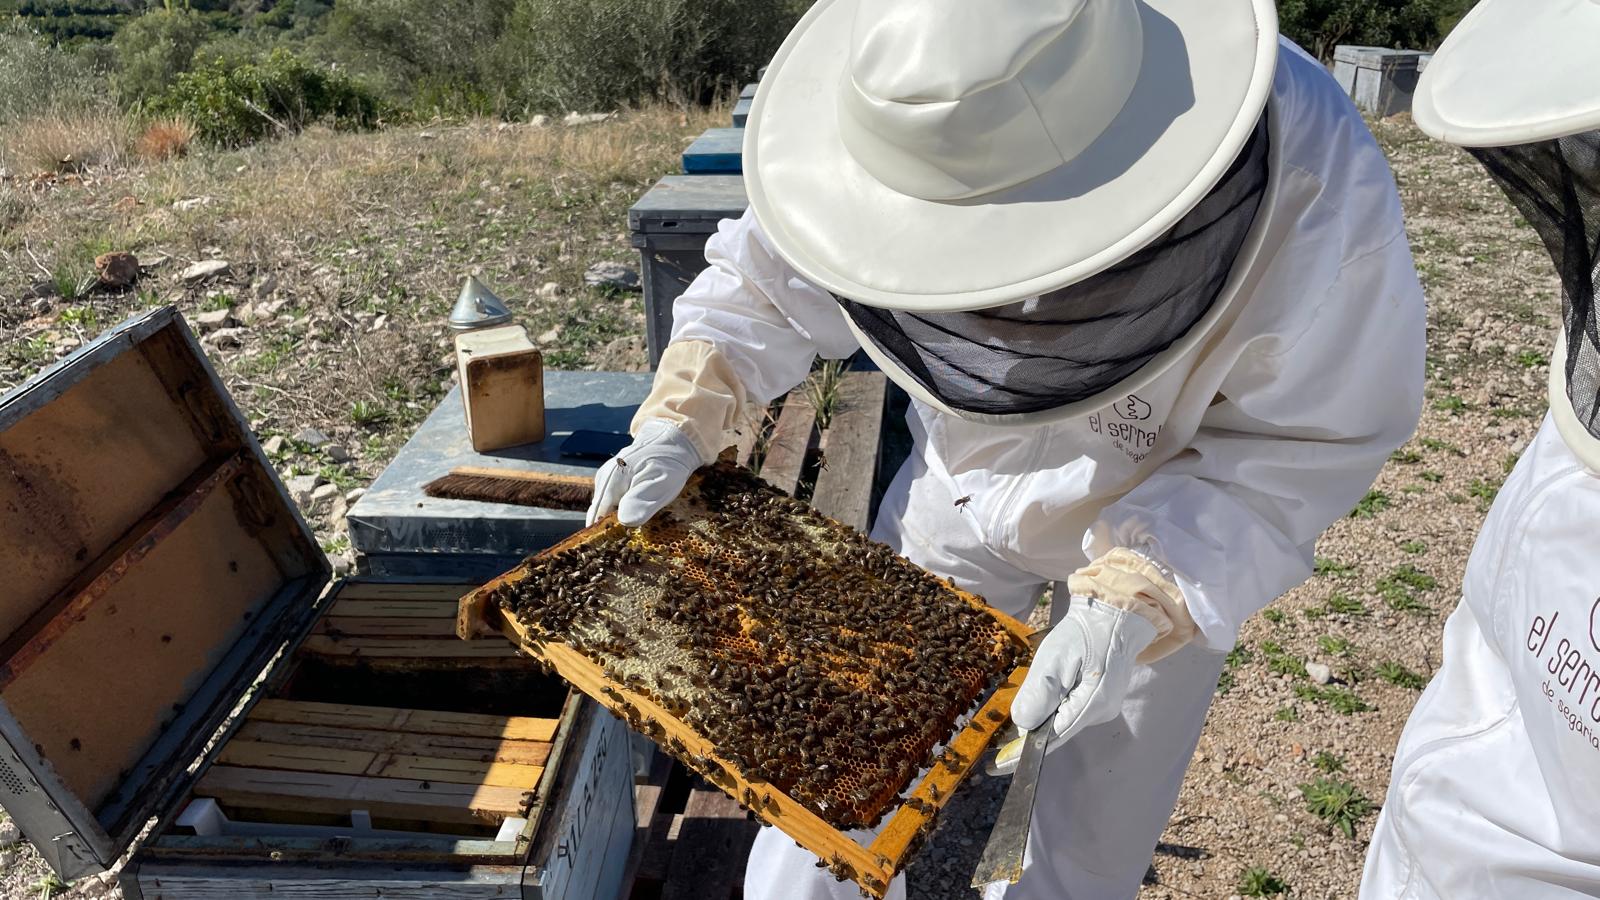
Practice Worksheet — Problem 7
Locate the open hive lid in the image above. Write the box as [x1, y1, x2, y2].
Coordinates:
[0, 306, 328, 878]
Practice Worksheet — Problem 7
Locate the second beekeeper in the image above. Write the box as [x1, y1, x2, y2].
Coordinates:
[589, 0, 1427, 897]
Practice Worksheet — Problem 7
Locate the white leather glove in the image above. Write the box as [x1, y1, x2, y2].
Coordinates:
[991, 595, 1158, 774]
[586, 419, 704, 527]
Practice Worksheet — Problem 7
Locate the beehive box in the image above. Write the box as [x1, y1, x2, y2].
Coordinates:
[0, 307, 633, 899]
[627, 175, 748, 367]
[345, 373, 654, 580]
[459, 463, 1034, 898]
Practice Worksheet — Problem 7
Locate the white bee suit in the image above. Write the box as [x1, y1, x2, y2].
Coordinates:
[1360, 415, 1600, 899]
[668, 41, 1427, 900]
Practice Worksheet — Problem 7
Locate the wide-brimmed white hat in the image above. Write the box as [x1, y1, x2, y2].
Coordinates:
[1414, 0, 1600, 146]
[744, 0, 1279, 313]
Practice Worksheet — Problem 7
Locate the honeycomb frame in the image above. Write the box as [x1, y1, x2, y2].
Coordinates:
[457, 466, 1034, 898]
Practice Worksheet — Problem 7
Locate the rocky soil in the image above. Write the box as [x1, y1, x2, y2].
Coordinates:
[0, 108, 1556, 900]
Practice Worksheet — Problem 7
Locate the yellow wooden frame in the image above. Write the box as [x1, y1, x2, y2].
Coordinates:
[458, 522, 1033, 898]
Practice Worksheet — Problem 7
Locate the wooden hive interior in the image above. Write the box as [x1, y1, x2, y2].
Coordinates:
[0, 322, 326, 837]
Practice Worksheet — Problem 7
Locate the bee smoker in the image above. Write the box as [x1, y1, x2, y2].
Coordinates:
[449, 275, 546, 452]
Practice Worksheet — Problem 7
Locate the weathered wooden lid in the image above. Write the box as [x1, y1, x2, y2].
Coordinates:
[0, 306, 327, 878]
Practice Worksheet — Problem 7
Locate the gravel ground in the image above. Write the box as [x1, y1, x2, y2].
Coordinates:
[0, 109, 1556, 899]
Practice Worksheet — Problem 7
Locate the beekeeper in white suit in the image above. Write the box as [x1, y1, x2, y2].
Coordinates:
[590, 0, 1426, 895]
[1361, 3, 1600, 898]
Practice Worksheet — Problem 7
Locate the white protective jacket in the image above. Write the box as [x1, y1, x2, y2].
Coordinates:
[1361, 415, 1600, 898]
[671, 41, 1426, 648]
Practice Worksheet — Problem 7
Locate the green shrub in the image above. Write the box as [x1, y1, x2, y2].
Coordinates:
[0, 19, 107, 123]
[112, 8, 212, 105]
[320, 0, 513, 107]
[493, 0, 808, 115]
[154, 48, 385, 146]
[1279, 0, 1480, 61]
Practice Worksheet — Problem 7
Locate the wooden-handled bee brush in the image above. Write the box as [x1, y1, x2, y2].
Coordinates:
[422, 467, 593, 510]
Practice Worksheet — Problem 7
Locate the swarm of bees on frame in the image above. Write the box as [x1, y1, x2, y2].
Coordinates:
[491, 463, 1027, 836]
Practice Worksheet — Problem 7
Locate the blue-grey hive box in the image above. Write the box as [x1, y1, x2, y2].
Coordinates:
[1332, 45, 1427, 118]
[347, 372, 655, 579]
[682, 127, 744, 175]
[627, 175, 750, 367]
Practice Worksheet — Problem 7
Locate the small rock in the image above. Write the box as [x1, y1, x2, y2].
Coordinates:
[294, 427, 331, 448]
[326, 494, 349, 527]
[172, 196, 212, 212]
[371, 313, 388, 332]
[583, 261, 641, 291]
[204, 327, 246, 349]
[537, 326, 561, 343]
[345, 487, 367, 504]
[530, 114, 550, 127]
[286, 474, 320, 507]
[181, 259, 230, 284]
[332, 554, 353, 576]
[419, 131, 436, 139]
[0, 820, 19, 845]
[193, 307, 235, 331]
[95, 251, 140, 288]
[563, 111, 612, 126]
[326, 444, 352, 463]
[0, 850, 14, 869]
[537, 282, 562, 300]
[311, 483, 340, 502]
[1306, 662, 1333, 685]
[252, 273, 279, 298]
[138, 251, 171, 269]
[261, 435, 286, 456]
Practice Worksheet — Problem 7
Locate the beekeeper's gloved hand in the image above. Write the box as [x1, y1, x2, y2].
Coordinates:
[585, 340, 750, 527]
[588, 420, 703, 526]
[992, 548, 1198, 774]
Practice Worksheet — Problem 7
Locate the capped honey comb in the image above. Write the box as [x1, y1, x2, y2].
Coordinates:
[459, 462, 1033, 897]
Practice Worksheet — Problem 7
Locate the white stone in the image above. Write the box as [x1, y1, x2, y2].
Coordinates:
[371, 313, 388, 332]
[563, 111, 611, 126]
[332, 554, 353, 575]
[261, 435, 286, 456]
[537, 282, 562, 300]
[293, 427, 331, 447]
[311, 482, 340, 502]
[203, 327, 246, 349]
[537, 326, 561, 343]
[583, 261, 640, 291]
[1306, 662, 1333, 685]
[193, 307, 235, 331]
[344, 487, 367, 503]
[530, 114, 550, 127]
[181, 259, 230, 283]
[286, 475, 320, 507]
[172, 196, 212, 212]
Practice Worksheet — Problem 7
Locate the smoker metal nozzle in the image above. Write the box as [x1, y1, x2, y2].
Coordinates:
[449, 275, 514, 331]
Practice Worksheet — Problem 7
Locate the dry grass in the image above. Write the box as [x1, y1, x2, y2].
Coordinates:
[3, 109, 131, 175]
[133, 117, 196, 162]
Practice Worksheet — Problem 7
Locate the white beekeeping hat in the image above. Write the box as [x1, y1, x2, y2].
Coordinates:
[1416, 0, 1600, 446]
[744, 0, 1280, 422]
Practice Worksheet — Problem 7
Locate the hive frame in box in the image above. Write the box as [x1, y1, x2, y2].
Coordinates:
[459, 522, 1035, 898]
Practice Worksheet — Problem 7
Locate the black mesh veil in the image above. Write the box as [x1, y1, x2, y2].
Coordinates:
[1468, 131, 1600, 440]
[838, 114, 1270, 417]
